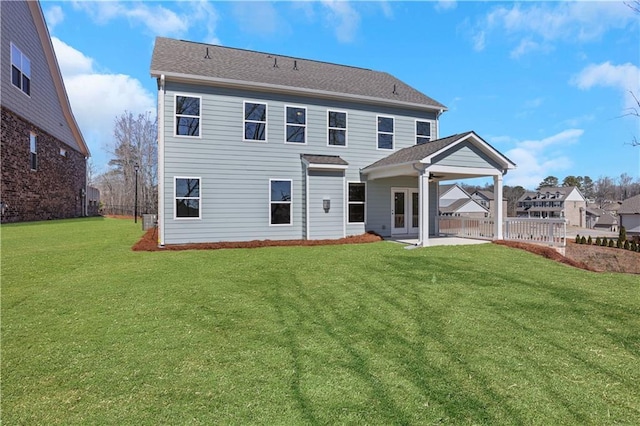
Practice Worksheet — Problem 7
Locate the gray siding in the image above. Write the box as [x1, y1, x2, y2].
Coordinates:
[307, 170, 344, 240]
[432, 141, 501, 169]
[0, 1, 80, 152]
[162, 81, 438, 244]
[366, 176, 419, 237]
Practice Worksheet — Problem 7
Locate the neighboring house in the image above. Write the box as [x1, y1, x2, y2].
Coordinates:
[471, 189, 508, 218]
[1, 0, 91, 223]
[601, 201, 622, 216]
[151, 37, 516, 246]
[585, 206, 618, 232]
[439, 184, 488, 217]
[516, 186, 586, 227]
[618, 194, 640, 236]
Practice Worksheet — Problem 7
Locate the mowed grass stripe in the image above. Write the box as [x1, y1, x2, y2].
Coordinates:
[2, 218, 639, 424]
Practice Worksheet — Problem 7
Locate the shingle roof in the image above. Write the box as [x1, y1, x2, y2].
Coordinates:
[150, 37, 446, 110]
[475, 190, 494, 200]
[618, 194, 640, 214]
[300, 154, 348, 166]
[517, 187, 577, 202]
[362, 132, 473, 170]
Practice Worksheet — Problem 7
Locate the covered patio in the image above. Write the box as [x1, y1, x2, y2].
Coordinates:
[361, 131, 516, 246]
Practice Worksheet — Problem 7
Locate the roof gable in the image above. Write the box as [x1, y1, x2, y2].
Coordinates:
[362, 131, 515, 173]
[619, 194, 640, 214]
[151, 37, 446, 111]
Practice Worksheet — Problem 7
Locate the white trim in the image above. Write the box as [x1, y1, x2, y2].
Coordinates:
[343, 175, 347, 237]
[10, 42, 31, 97]
[301, 158, 349, 171]
[284, 105, 307, 145]
[152, 70, 447, 113]
[347, 182, 367, 225]
[421, 132, 515, 169]
[158, 75, 166, 245]
[327, 109, 348, 148]
[174, 176, 202, 220]
[305, 168, 310, 239]
[243, 100, 268, 143]
[174, 94, 202, 138]
[29, 132, 37, 171]
[376, 115, 394, 150]
[427, 164, 503, 176]
[269, 178, 293, 226]
[415, 119, 432, 145]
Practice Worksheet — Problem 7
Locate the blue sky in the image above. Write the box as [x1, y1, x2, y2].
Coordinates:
[44, 0, 639, 189]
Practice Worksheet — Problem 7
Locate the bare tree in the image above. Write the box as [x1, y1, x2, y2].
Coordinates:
[95, 111, 157, 215]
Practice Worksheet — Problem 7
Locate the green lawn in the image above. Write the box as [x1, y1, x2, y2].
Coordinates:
[1, 218, 639, 425]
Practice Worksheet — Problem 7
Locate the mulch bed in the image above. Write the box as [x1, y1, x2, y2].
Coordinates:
[493, 240, 596, 272]
[132, 227, 383, 251]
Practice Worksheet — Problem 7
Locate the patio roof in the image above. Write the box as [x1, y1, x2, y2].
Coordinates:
[361, 131, 516, 181]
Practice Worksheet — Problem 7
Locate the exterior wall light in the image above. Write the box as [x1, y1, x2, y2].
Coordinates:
[323, 198, 330, 213]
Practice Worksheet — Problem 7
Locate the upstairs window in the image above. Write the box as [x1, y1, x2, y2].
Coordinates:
[175, 177, 201, 219]
[175, 95, 200, 137]
[416, 120, 432, 144]
[270, 179, 292, 225]
[348, 183, 366, 223]
[328, 110, 347, 146]
[244, 102, 267, 141]
[285, 106, 306, 143]
[377, 116, 394, 150]
[11, 43, 31, 96]
[29, 132, 37, 170]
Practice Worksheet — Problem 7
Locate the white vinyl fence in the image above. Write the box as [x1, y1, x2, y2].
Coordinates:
[438, 216, 567, 247]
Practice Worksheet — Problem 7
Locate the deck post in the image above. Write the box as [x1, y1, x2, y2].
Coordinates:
[419, 172, 429, 246]
[493, 174, 504, 239]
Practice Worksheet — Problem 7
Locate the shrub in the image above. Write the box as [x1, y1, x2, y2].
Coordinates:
[608, 239, 615, 248]
[617, 239, 622, 249]
[624, 240, 630, 250]
[575, 235, 580, 244]
[581, 236, 587, 244]
[601, 237, 607, 246]
[619, 226, 627, 243]
[587, 236, 593, 245]
[595, 236, 602, 246]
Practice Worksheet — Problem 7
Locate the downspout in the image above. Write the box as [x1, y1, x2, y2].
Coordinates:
[436, 109, 443, 139]
[157, 74, 166, 246]
[84, 156, 88, 216]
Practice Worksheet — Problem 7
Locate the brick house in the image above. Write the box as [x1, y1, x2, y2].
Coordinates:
[1, 0, 94, 223]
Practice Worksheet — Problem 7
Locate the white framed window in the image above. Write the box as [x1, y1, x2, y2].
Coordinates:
[244, 101, 267, 142]
[416, 120, 432, 144]
[29, 132, 37, 171]
[285, 105, 306, 144]
[269, 179, 292, 225]
[174, 177, 201, 219]
[327, 110, 347, 147]
[377, 116, 394, 150]
[11, 43, 31, 96]
[348, 182, 366, 223]
[175, 95, 201, 137]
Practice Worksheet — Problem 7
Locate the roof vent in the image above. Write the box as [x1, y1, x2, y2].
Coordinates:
[273, 57, 279, 68]
[204, 47, 211, 59]
[392, 84, 398, 95]
[293, 60, 298, 71]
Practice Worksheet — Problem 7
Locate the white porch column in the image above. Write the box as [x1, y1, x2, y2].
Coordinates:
[419, 171, 430, 246]
[493, 174, 504, 240]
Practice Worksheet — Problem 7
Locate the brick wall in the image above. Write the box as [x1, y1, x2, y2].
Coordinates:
[1, 107, 87, 223]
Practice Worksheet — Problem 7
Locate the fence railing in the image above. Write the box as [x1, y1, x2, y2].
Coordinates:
[437, 216, 567, 247]
[99, 205, 158, 217]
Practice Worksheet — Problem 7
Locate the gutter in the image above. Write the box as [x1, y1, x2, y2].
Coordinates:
[151, 70, 448, 113]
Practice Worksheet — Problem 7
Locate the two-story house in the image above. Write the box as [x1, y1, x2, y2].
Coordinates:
[1, 0, 92, 223]
[439, 184, 488, 218]
[151, 37, 515, 246]
[516, 186, 586, 227]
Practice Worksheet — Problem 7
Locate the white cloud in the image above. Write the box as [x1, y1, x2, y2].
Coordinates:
[471, 2, 635, 56]
[72, 0, 219, 42]
[232, 2, 282, 36]
[321, 0, 361, 43]
[503, 129, 583, 188]
[571, 62, 640, 111]
[435, 0, 457, 12]
[52, 37, 155, 170]
[45, 5, 64, 32]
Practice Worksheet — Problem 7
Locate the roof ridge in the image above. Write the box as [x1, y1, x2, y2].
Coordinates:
[170, 37, 376, 73]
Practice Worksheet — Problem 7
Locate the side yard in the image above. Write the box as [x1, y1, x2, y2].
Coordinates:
[2, 218, 639, 424]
